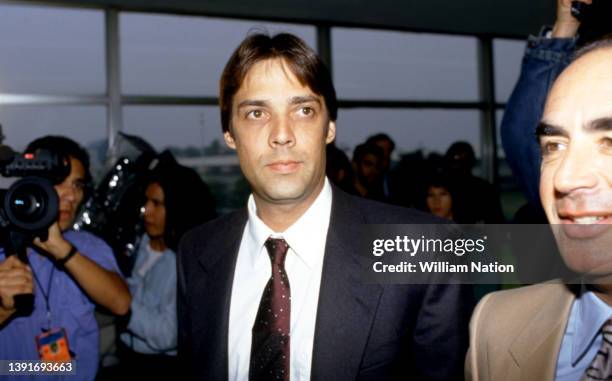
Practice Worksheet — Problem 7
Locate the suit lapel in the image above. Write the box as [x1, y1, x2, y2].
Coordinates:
[311, 189, 383, 381]
[508, 284, 576, 381]
[193, 209, 247, 380]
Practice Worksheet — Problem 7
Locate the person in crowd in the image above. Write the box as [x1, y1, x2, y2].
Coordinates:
[326, 143, 356, 194]
[0, 136, 130, 381]
[366, 133, 395, 199]
[351, 142, 386, 201]
[177, 32, 472, 380]
[385, 150, 428, 208]
[115, 157, 216, 378]
[423, 176, 455, 221]
[467, 37, 612, 381]
[444, 141, 505, 223]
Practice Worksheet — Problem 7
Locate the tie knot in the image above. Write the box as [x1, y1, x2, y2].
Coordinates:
[264, 238, 289, 266]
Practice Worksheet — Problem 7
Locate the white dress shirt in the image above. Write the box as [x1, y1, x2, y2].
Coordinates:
[228, 178, 332, 381]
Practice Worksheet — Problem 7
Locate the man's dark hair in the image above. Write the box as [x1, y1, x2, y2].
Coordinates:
[25, 135, 93, 187]
[444, 141, 476, 170]
[573, 36, 612, 61]
[419, 173, 458, 216]
[366, 133, 396, 152]
[326, 143, 354, 192]
[352, 142, 385, 164]
[219, 32, 337, 133]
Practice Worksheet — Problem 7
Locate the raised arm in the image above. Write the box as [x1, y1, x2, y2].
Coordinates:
[34, 223, 131, 315]
[500, 0, 585, 207]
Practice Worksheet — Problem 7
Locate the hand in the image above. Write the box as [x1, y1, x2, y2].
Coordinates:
[0, 255, 34, 312]
[33, 223, 73, 261]
[552, 0, 592, 38]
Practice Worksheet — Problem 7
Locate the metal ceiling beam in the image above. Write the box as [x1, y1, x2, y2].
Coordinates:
[15, 0, 554, 38]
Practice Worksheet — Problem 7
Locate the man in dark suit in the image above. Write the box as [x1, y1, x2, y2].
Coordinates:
[178, 32, 472, 380]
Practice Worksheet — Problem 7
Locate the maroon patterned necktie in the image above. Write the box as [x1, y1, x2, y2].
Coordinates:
[249, 237, 291, 381]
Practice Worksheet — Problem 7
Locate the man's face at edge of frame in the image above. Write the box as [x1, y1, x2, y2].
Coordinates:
[538, 48, 612, 276]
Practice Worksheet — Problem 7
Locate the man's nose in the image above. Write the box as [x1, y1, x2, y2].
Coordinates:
[59, 184, 76, 202]
[269, 116, 296, 148]
[553, 144, 598, 195]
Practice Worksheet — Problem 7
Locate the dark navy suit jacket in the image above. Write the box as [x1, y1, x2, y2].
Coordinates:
[177, 187, 472, 380]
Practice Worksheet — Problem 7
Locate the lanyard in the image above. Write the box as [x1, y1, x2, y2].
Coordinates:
[30, 252, 55, 331]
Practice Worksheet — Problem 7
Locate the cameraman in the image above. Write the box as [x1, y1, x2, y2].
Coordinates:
[0, 136, 130, 380]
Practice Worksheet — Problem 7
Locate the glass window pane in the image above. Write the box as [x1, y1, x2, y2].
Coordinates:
[494, 39, 525, 103]
[123, 106, 244, 213]
[0, 4, 105, 94]
[335, 108, 481, 158]
[0, 106, 107, 182]
[121, 13, 316, 96]
[332, 28, 479, 101]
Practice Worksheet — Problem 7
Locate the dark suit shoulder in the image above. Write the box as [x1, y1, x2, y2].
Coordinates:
[178, 208, 247, 268]
[181, 209, 246, 246]
[335, 188, 448, 224]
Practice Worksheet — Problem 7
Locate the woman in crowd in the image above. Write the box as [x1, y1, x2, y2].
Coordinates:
[116, 158, 215, 378]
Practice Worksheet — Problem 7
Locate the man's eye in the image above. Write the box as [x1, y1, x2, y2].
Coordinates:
[601, 137, 612, 150]
[541, 141, 566, 155]
[247, 109, 263, 119]
[299, 107, 314, 116]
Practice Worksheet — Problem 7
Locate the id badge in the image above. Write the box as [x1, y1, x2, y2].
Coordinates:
[36, 328, 72, 361]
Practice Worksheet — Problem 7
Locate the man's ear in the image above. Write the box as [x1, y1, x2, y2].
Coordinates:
[223, 130, 237, 150]
[326, 120, 336, 144]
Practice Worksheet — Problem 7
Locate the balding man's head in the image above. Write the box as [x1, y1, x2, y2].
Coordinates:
[537, 39, 612, 276]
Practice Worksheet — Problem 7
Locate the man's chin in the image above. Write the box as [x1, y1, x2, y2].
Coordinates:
[258, 182, 315, 205]
[58, 218, 73, 232]
[553, 225, 612, 276]
[263, 189, 307, 204]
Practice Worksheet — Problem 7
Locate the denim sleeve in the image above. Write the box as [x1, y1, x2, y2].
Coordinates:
[500, 35, 576, 207]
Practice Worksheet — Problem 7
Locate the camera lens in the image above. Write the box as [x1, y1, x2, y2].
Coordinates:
[4, 177, 59, 232]
[10, 184, 46, 223]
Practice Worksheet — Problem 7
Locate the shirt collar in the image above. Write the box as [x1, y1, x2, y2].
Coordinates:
[571, 286, 612, 365]
[245, 178, 332, 269]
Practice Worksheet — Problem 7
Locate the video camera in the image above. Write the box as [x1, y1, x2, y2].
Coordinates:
[0, 144, 70, 315]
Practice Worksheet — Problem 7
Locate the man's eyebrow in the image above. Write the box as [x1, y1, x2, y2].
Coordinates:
[289, 95, 321, 105]
[535, 122, 568, 139]
[589, 117, 612, 132]
[237, 99, 268, 109]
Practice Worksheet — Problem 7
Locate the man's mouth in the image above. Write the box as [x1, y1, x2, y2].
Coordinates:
[266, 160, 302, 173]
[557, 213, 612, 239]
[571, 216, 609, 224]
[560, 214, 612, 224]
